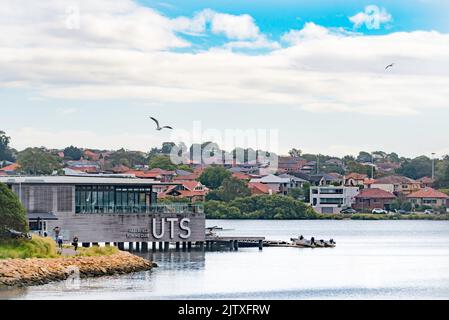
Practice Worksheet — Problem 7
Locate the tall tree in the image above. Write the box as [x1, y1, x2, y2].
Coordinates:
[288, 148, 302, 158]
[215, 177, 251, 202]
[148, 155, 177, 171]
[17, 148, 62, 175]
[199, 166, 231, 189]
[63, 146, 83, 160]
[0, 183, 28, 233]
[0, 130, 15, 162]
[396, 156, 432, 179]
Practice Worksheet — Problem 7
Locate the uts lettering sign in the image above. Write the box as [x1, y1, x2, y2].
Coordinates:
[125, 218, 191, 240]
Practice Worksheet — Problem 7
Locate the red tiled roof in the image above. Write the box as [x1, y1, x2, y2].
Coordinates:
[406, 188, 449, 199]
[418, 176, 434, 183]
[148, 168, 175, 175]
[0, 163, 19, 172]
[248, 182, 271, 194]
[125, 170, 160, 179]
[373, 175, 418, 184]
[173, 173, 199, 181]
[180, 181, 202, 191]
[355, 188, 396, 199]
[232, 172, 251, 180]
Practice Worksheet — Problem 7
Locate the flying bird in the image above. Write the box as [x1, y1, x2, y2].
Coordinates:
[385, 63, 395, 70]
[150, 117, 173, 131]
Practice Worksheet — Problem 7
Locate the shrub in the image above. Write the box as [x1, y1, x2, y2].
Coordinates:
[0, 183, 28, 233]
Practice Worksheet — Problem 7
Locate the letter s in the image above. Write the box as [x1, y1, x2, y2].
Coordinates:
[179, 218, 191, 239]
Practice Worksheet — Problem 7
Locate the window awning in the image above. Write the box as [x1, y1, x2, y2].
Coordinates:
[27, 212, 58, 221]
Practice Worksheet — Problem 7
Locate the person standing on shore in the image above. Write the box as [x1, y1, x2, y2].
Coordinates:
[72, 236, 79, 251]
[53, 226, 61, 241]
[57, 234, 64, 249]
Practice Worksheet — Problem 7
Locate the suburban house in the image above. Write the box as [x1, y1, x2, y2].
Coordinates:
[344, 173, 368, 187]
[248, 182, 272, 195]
[353, 188, 397, 211]
[66, 160, 101, 173]
[418, 176, 434, 188]
[278, 173, 308, 189]
[406, 188, 449, 209]
[232, 172, 252, 181]
[0, 163, 20, 175]
[308, 173, 342, 186]
[277, 156, 307, 173]
[249, 174, 291, 195]
[371, 175, 421, 196]
[310, 186, 359, 214]
[159, 181, 209, 202]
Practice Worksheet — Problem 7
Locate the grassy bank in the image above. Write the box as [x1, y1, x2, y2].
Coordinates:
[0, 236, 121, 260]
[72, 245, 119, 257]
[0, 236, 58, 259]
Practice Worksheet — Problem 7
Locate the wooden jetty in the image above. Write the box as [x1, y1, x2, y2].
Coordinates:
[205, 235, 265, 250]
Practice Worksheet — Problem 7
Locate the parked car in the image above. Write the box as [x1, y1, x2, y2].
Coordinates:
[424, 209, 434, 214]
[394, 209, 409, 214]
[372, 208, 388, 214]
[340, 208, 357, 214]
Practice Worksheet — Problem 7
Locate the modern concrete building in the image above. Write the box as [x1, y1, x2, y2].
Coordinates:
[0, 176, 205, 246]
[310, 185, 359, 214]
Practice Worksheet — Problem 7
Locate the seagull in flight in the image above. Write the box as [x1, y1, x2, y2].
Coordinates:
[150, 117, 173, 131]
[385, 63, 395, 70]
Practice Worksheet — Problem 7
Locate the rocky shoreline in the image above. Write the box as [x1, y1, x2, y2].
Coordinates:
[0, 251, 155, 287]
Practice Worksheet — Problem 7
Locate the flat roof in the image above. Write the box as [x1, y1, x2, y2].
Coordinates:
[0, 176, 176, 186]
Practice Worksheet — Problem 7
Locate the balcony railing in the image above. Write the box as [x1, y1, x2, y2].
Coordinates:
[75, 203, 204, 214]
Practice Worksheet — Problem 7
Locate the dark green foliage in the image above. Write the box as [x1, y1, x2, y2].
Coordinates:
[0, 183, 28, 233]
[148, 155, 177, 170]
[17, 148, 62, 175]
[0, 131, 15, 162]
[205, 195, 317, 219]
[199, 166, 231, 189]
[63, 145, 83, 160]
[208, 177, 251, 202]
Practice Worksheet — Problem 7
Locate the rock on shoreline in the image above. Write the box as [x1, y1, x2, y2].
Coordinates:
[0, 251, 155, 287]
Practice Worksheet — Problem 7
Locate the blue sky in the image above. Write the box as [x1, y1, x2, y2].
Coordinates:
[1, 0, 449, 158]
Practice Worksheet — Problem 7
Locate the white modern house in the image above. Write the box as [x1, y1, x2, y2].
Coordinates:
[310, 186, 359, 214]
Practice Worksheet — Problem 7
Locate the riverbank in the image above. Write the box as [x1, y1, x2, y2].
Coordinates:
[0, 250, 155, 287]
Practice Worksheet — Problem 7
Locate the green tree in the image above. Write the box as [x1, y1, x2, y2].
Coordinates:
[148, 155, 177, 171]
[17, 148, 62, 175]
[357, 151, 372, 163]
[161, 142, 175, 154]
[205, 195, 317, 219]
[435, 162, 449, 188]
[288, 187, 305, 200]
[213, 177, 251, 202]
[108, 149, 147, 167]
[396, 156, 432, 179]
[0, 130, 15, 162]
[288, 148, 302, 158]
[63, 146, 83, 160]
[0, 183, 28, 233]
[199, 166, 231, 189]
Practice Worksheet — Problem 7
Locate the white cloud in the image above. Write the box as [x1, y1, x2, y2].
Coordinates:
[1, 0, 449, 119]
[172, 9, 278, 49]
[349, 5, 392, 29]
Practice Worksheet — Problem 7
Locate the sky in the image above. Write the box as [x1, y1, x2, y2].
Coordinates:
[1, 0, 449, 158]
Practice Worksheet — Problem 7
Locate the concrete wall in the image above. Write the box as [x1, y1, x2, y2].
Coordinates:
[10, 183, 205, 243]
[48, 212, 205, 243]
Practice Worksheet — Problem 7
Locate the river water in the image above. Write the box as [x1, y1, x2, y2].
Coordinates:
[1, 219, 449, 300]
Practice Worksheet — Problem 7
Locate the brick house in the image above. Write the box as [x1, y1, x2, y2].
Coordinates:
[406, 188, 449, 208]
[353, 188, 397, 211]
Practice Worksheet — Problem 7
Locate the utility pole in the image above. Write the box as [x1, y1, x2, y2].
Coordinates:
[432, 152, 436, 180]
